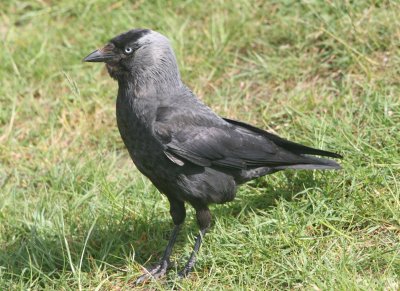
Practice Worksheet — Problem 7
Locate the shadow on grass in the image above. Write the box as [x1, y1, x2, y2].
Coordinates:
[0, 216, 176, 280]
[213, 171, 325, 219]
[0, 171, 327, 284]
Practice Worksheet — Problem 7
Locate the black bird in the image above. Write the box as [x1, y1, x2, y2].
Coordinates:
[83, 29, 342, 282]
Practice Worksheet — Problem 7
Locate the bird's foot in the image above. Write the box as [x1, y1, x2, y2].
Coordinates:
[135, 259, 170, 285]
[177, 257, 196, 278]
[177, 267, 191, 279]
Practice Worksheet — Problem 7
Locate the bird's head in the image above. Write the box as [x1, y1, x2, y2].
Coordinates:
[84, 29, 181, 86]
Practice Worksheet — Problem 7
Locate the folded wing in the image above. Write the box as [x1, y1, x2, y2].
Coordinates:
[154, 107, 341, 171]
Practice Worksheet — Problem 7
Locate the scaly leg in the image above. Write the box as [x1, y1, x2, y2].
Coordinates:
[135, 224, 181, 284]
[178, 228, 207, 278]
[179, 206, 211, 278]
[135, 198, 186, 284]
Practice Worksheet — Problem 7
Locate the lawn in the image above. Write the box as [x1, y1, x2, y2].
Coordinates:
[1, 0, 399, 290]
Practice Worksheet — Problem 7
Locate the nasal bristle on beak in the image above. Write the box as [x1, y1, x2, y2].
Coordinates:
[99, 42, 115, 53]
[83, 43, 116, 63]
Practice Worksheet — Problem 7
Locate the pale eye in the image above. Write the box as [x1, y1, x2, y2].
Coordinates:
[124, 47, 133, 54]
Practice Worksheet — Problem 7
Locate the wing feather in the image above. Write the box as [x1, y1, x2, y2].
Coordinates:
[153, 107, 340, 170]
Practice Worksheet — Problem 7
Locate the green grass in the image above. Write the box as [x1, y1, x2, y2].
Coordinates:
[1, 0, 399, 290]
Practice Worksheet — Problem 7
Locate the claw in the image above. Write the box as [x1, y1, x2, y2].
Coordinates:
[177, 268, 190, 279]
[135, 259, 170, 285]
[177, 257, 195, 279]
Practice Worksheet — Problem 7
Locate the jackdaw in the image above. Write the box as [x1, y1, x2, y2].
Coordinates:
[83, 28, 342, 283]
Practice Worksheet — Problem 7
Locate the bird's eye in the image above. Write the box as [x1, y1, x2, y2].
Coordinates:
[124, 47, 133, 54]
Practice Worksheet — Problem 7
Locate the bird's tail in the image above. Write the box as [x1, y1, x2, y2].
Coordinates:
[273, 155, 341, 170]
[223, 118, 343, 172]
[224, 118, 342, 159]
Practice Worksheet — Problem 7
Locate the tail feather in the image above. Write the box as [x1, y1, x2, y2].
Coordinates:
[224, 118, 343, 159]
[274, 155, 342, 170]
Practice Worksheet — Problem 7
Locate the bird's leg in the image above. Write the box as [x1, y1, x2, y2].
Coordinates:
[135, 199, 186, 284]
[178, 227, 207, 278]
[179, 206, 211, 278]
[135, 224, 181, 284]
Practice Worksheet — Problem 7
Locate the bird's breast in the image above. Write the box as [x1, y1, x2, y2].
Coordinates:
[115, 94, 164, 174]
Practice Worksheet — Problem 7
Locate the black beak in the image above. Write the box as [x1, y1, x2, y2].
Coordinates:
[83, 43, 116, 62]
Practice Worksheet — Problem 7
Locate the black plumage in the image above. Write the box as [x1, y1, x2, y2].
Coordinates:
[83, 28, 342, 282]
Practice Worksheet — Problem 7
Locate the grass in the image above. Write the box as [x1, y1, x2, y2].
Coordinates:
[1, 0, 399, 289]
